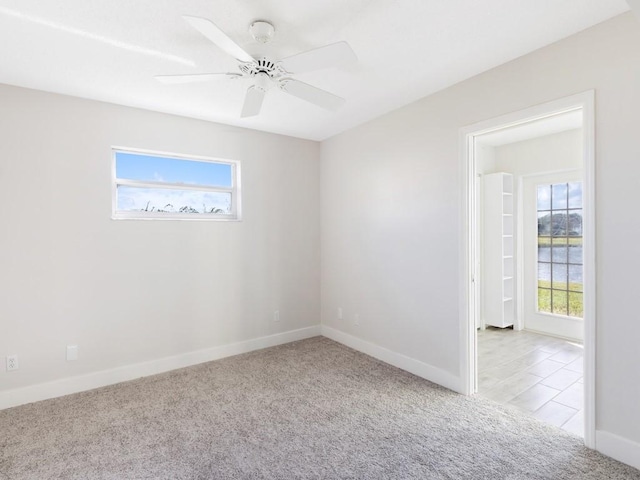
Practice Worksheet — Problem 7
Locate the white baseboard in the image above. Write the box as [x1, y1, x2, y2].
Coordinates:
[0, 325, 321, 411]
[596, 430, 640, 471]
[321, 326, 462, 393]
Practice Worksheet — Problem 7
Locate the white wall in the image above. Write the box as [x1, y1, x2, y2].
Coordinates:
[321, 11, 640, 456]
[476, 143, 497, 175]
[492, 128, 583, 176]
[0, 84, 320, 396]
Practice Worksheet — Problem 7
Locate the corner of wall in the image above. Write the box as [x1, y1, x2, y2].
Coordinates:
[320, 325, 462, 393]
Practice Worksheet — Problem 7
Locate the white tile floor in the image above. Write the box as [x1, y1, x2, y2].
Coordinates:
[477, 327, 584, 437]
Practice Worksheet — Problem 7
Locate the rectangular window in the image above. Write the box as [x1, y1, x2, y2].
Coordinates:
[537, 182, 582, 317]
[112, 148, 240, 220]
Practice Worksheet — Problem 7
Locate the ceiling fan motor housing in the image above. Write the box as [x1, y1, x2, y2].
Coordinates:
[239, 58, 286, 79]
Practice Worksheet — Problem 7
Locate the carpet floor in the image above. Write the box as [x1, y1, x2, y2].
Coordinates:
[1, 337, 639, 479]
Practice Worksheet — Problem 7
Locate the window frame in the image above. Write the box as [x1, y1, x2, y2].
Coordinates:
[535, 181, 583, 319]
[111, 146, 242, 221]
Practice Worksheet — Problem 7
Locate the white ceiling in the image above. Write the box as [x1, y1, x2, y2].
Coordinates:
[0, 1, 630, 141]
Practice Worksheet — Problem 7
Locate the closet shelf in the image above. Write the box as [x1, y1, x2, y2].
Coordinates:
[482, 172, 515, 329]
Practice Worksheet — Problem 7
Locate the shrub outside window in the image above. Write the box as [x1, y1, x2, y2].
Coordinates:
[112, 148, 241, 220]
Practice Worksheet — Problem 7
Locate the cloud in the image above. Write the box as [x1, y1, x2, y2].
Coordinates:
[538, 182, 582, 210]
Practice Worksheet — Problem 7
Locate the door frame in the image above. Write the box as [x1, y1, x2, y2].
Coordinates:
[458, 91, 596, 448]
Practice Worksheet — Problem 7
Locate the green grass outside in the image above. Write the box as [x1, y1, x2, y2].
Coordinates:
[537, 236, 582, 246]
[538, 279, 583, 317]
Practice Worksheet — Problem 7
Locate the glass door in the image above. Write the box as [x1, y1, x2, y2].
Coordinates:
[522, 171, 583, 340]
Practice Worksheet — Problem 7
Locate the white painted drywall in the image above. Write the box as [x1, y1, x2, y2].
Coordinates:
[492, 128, 583, 176]
[0, 85, 320, 392]
[321, 11, 640, 450]
[628, 0, 640, 20]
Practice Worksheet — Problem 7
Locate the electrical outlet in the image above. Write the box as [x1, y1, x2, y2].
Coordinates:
[354, 314, 360, 326]
[273, 310, 280, 322]
[6, 355, 18, 371]
[337, 307, 343, 320]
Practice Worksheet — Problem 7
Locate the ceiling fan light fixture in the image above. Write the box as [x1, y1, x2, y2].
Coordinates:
[254, 72, 272, 92]
[249, 21, 275, 44]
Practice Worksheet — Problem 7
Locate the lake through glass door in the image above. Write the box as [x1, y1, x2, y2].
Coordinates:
[536, 182, 583, 317]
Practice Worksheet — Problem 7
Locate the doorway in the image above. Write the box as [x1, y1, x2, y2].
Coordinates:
[459, 92, 596, 447]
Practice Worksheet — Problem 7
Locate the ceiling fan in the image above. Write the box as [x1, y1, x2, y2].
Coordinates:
[156, 17, 357, 117]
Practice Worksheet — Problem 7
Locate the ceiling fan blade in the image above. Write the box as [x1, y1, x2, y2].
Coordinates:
[280, 41, 357, 74]
[280, 79, 345, 111]
[241, 86, 266, 118]
[182, 15, 254, 63]
[155, 73, 240, 84]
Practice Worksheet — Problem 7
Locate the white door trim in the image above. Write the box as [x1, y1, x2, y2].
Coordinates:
[458, 91, 596, 448]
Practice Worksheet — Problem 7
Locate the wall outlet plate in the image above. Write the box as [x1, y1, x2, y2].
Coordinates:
[6, 355, 18, 371]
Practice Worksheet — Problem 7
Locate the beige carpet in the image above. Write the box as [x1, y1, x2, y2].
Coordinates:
[1, 337, 639, 479]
